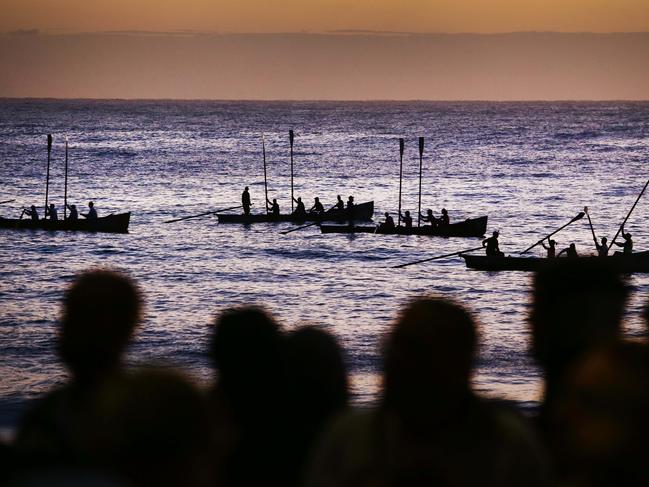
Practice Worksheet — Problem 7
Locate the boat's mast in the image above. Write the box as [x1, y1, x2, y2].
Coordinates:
[45, 134, 52, 214]
[417, 137, 424, 227]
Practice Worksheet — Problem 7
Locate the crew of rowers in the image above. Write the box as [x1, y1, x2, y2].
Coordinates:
[379, 208, 450, 230]
[481, 225, 634, 258]
[242, 187, 356, 218]
[21, 202, 98, 222]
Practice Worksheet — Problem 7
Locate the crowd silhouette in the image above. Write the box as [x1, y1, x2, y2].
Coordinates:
[3, 262, 649, 486]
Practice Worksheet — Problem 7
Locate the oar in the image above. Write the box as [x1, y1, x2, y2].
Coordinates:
[519, 211, 585, 254]
[0, 199, 16, 205]
[262, 134, 269, 215]
[392, 245, 484, 269]
[164, 205, 243, 223]
[398, 138, 404, 227]
[417, 136, 424, 227]
[610, 178, 649, 248]
[280, 203, 338, 234]
[584, 206, 598, 248]
[289, 129, 295, 213]
[64, 136, 69, 220]
[44, 134, 52, 214]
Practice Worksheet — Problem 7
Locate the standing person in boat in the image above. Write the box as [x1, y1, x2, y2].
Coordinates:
[309, 197, 325, 215]
[66, 204, 79, 221]
[380, 212, 395, 230]
[613, 227, 633, 255]
[293, 197, 307, 217]
[541, 239, 557, 258]
[23, 205, 39, 221]
[242, 186, 252, 215]
[81, 201, 98, 219]
[267, 198, 280, 217]
[439, 208, 450, 226]
[45, 203, 59, 221]
[482, 231, 504, 257]
[420, 209, 438, 228]
[399, 210, 413, 229]
[557, 243, 578, 258]
[596, 236, 609, 257]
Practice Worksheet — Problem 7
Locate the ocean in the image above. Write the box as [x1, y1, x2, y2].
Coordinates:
[1, 99, 648, 432]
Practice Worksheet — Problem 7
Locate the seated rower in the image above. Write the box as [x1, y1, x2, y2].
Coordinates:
[23, 205, 39, 221]
[45, 203, 58, 221]
[309, 197, 325, 215]
[346, 196, 355, 226]
[420, 209, 438, 227]
[380, 212, 395, 230]
[332, 195, 344, 212]
[541, 238, 557, 258]
[482, 230, 504, 257]
[82, 201, 98, 219]
[399, 210, 413, 229]
[595, 236, 609, 257]
[557, 243, 578, 258]
[439, 208, 450, 226]
[66, 204, 79, 221]
[613, 227, 633, 255]
[293, 197, 307, 217]
[267, 198, 280, 217]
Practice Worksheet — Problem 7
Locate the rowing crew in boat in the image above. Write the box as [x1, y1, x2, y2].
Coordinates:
[20, 202, 96, 222]
[378, 208, 450, 231]
[244, 186, 357, 219]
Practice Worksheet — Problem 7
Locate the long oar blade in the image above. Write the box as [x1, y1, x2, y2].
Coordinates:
[0, 199, 16, 205]
[393, 245, 483, 269]
[164, 205, 242, 223]
[519, 212, 585, 254]
[281, 221, 319, 235]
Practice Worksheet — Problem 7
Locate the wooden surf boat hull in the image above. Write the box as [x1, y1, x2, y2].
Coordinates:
[320, 216, 488, 238]
[462, 251, 649, 273]
[0, 212, 131, 234]
[216, 201, 374, 224]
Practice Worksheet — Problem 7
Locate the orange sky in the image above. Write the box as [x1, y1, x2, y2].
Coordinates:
[3, 0, 649, 33]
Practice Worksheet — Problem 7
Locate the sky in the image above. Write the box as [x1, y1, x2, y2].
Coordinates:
[1, 1, 649, 99]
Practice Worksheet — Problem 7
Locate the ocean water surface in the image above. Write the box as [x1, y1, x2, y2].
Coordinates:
[1, 100, 649, 431]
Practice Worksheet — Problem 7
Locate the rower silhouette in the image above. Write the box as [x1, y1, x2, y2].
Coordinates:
[81, 201, 97, 219]
[242, 187, 252, 215]
[309, 197, 324, 215]
[482, 231, 504, 257]
[439, 208, 450, 226]
[399, 210, 413, 229]
[420, 208, 437, 228]
[596, 237, 609, 257]
[557, 243, 578, 258]
[267, 198, 280, 217]
[66, 204, 78, 221]
[45, 203, 58, 221]
[380, 212, 395, 230]
[23, 205, 39, 221]
[333, 195, 344, 212]
[613, 227, 633, 254]
[541, 239, 557, 258]
[346, 196, 355, 226]
[293, 197, 306, 217]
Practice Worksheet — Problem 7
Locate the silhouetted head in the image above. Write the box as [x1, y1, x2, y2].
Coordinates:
[297, 197, 302, 202]
[210, 306, 284, 416]
[405, 211, 410, 216]
[314, 197, 319, 202]
[624, 232, 632, 240]
[348, 196, 354, 201]
[94, 368, 211, 487]
[384, 212, 389, 217]
[244, 186, 249, 191]
[553, 342, 649, 484]
[337, 195, 342, 201]
[442, 208, 447, 215]
[88, 201, 94, 208]
[285, 326, 349, 428]
[70, 204, 76, 210]
[530, 260, 627, 392]
[58, 269, 142, 383]
[383, 297, 477, 424]
[570, 243, 576, 250]
[427, 209, 433, 215]
[549, 240, 556, 247]
[30, 205, 36, 211]
[601, 237, 608, 244]
[492, 230, 499, 238]
[273, 198, 277, 204]
[49, 203, 55, 209]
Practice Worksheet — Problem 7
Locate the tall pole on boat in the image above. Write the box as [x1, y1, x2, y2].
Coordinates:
[289, 129, 295, 213]
[44, 134, 52, 214]
[417, 136, 424, 227]
[398, 138, 404, 227]
[262, 134, 269, 215]
[64, 136, 69, 220]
